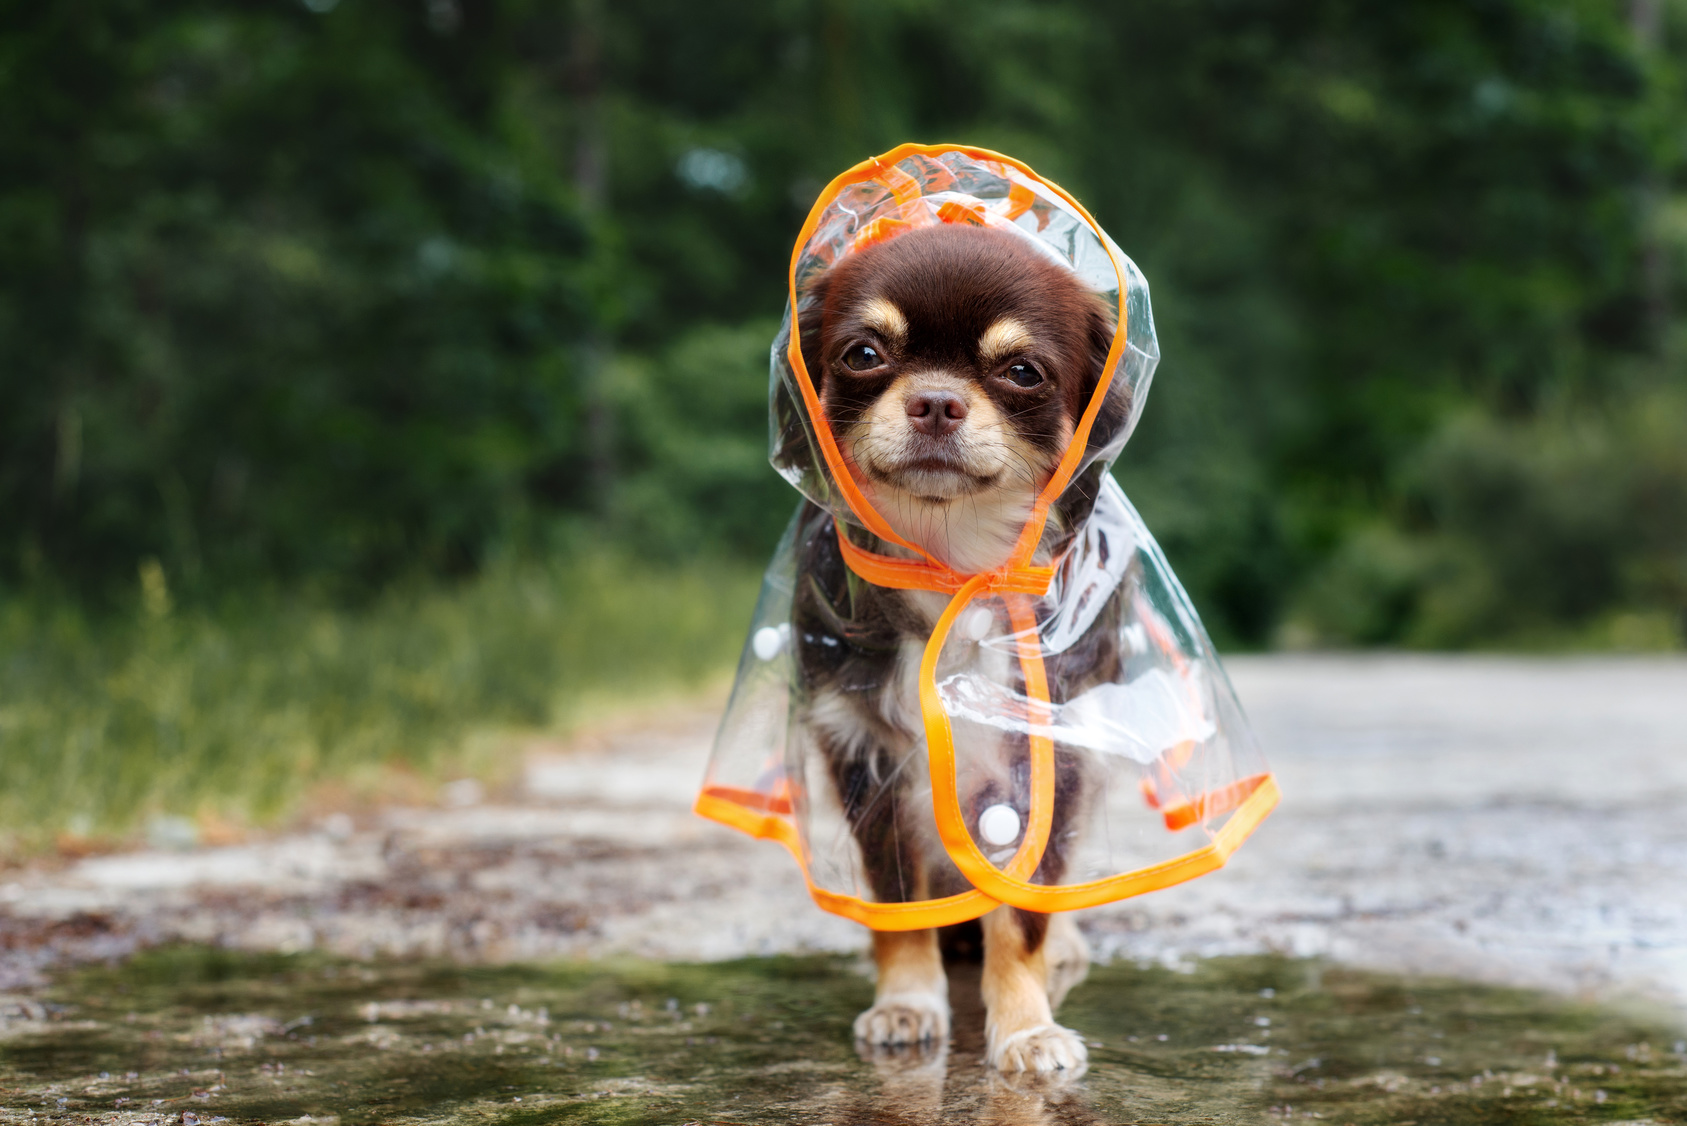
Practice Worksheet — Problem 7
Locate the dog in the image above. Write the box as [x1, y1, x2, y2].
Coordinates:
[788, 221, 1130, 1072]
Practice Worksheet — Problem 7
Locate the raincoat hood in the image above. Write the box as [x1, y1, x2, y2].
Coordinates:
[696, 145, 1278, 930]
[769, 145, 1159, 566]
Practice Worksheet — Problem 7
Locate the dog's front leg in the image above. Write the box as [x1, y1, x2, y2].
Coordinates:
[981, 907, 1087, 1073]
[827, 737, 951, 1047]
[855, 927, 949, 1046]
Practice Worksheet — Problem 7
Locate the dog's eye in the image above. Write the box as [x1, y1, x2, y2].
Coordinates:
[1004, 363, 1044, 388]
[842, 344, 884, 372]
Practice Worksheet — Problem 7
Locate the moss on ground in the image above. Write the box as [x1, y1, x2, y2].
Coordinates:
[2, 949, 1681, 1124]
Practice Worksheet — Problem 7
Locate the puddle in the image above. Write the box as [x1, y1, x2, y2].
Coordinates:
[2, 947, 1683, 1124]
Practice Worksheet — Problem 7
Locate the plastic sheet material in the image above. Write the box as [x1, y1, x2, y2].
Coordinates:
[695, 145, 1278, 930]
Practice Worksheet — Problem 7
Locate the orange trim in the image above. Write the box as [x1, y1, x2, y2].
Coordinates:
[936, 199, 988, 226]
[1154, 772, 1269, 833]
[696, 774, 1281, 924]
[833, 522, 1054, 595]
[1006, 593, 1056, 870]
[835, 524, 964, 590]
[698, 784, 793, 818]
[849, 216, 914, 255]
[919, 580, 1057, 890]
[1005, 181, 1035, 220]
[879, 160, 923, 204]
[693, 790, 1001, 931]
[1015, 774, 1279, 913]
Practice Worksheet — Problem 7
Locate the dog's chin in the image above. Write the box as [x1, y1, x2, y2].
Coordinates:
[850, 454, 1048, 574]
[862, 458, 997, 504]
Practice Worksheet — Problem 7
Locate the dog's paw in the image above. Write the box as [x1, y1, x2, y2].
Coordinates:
[986, 1022, 1088, 1074]
[853, 991, 950, 1046]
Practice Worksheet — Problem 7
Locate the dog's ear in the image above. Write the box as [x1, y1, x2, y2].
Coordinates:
[796, 272, 831, 393]
[1081, 295, 1128, 455]
[1050, 297, 1127, 538]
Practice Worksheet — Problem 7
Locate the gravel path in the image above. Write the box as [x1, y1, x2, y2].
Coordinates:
[3, 656, 1684, 1011]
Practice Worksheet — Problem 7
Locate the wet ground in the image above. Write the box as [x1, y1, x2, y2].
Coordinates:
[2, 655, 1685, 1122]
[3, 946, 1685, 1124]
[5, 656, 1684, 1001]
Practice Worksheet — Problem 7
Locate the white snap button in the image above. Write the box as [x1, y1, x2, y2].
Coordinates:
[978, 803, 1022, 846]
[752, 626, 785, 661]
[960, 606, 993, 641]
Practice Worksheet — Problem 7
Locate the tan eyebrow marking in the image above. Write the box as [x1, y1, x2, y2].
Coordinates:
[859, 297, 908, 345]
[978, 317, 1033, 364]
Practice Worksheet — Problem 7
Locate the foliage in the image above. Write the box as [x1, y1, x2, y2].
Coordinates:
[0, 554, 758, 848]
[1, 0, 1683, 646]
[1289, 380, 1687, 647]
[612, 319, 794, 556]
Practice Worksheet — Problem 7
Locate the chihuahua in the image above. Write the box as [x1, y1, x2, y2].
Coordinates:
[789, 221, 1128, 1072]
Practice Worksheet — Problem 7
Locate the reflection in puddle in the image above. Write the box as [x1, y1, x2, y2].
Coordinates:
[1, 947, 1682, 1124]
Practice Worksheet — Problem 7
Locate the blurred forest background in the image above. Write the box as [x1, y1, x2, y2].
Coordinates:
[3, 0, 1685, 842]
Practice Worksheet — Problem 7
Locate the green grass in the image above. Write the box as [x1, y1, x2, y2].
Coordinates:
[0, 554, 761, 853]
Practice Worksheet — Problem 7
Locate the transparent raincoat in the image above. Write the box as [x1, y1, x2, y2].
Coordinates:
[695, 145, 1279, 930]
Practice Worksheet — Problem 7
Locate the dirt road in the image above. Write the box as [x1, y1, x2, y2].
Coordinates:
[3, 655, 1684, 1010]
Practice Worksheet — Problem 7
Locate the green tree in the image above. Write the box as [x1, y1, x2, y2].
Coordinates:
[1, 0, 1681, 646]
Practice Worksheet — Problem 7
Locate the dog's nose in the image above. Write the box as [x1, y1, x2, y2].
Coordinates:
[905, 390, 969, 436]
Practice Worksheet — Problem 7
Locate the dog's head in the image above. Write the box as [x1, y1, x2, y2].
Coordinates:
[799, 223, 1116, 570]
